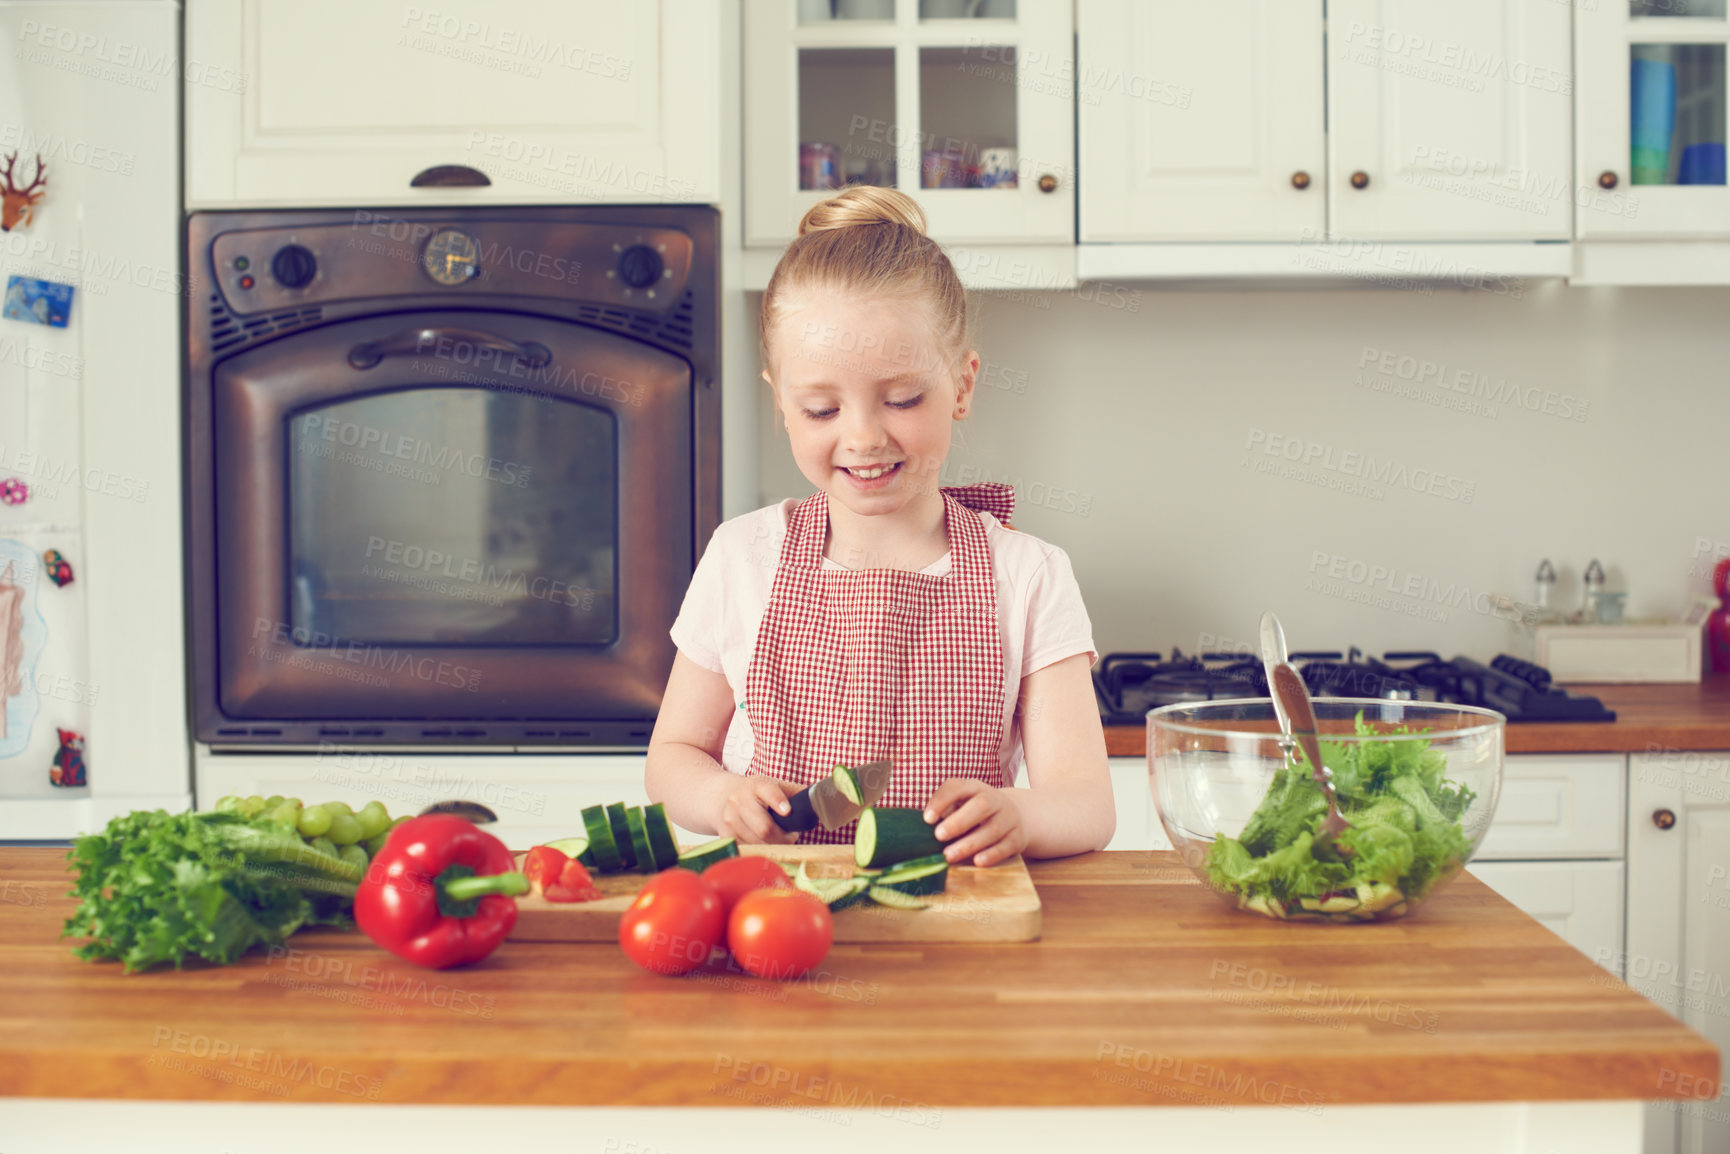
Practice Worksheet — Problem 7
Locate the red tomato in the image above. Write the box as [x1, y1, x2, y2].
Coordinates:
[702, 855, 795, 916]
[727, 889, 833, 980]
[618, 869, 725, 976]
[522, 846, 568, 897]
[544, 857, 602, 903]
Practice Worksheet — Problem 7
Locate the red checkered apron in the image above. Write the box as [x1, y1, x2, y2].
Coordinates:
[744, 484, 1014, 845]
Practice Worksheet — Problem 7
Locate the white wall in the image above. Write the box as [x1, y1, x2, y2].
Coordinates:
[754, 280, 1730, 659]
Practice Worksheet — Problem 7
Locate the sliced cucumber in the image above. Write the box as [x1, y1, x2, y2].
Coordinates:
[866, 885, 932, 910]
[642, 803, 680, 871]
[794, 864, 872, 911]
[677, 837, 739, 872]
[624, 807, 657, 874]
[541, 836, 592, 868]
[874, 853, 948, 896]
[832, 764, 864, 805]
[855, 807, 946, 870]
[605, 803, 636, 870]
[580, 806, 624, 872]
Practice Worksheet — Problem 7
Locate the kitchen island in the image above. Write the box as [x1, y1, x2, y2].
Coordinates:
[0, 847, 1716, 1154]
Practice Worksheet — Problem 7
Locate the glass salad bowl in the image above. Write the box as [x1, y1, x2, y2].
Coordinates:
[1149, 699, 1504, 923]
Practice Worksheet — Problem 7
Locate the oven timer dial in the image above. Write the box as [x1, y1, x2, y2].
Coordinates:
[423, 228, 481, 286]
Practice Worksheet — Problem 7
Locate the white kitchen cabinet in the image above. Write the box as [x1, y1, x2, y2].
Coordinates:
[1576, 2, 1730, 240]
[1328, 0, 1572, 240]
[185, 0, 721, 207]
[742, 0, 1074, 263]
[1626, 749, 1730, 1154]
[1077, 0, 1574, 273]
[1077, 0, 1324, 243]
[1469, 860, 1625, 974]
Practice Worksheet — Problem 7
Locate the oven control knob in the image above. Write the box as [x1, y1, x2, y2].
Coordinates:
[271, 244, 318, 290]
[616, 244, 663, 289]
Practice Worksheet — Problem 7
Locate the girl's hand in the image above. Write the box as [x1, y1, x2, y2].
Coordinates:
[718, 775, 804, 845]
[924, 779, 1028, 867]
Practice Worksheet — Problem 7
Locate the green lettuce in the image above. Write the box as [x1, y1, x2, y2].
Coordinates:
[1204, 713, 1480, 918]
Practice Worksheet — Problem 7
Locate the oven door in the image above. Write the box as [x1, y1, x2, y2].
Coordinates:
[213, 309, 690, 728]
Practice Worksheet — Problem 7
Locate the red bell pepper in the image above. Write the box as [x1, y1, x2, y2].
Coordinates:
[354, 814, 528, 969]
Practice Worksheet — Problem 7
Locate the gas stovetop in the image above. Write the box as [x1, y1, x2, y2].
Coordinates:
[1093, 649, 1617, 725]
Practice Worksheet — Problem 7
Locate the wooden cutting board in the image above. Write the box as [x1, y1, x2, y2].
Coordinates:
[507, 843, 1041, 943]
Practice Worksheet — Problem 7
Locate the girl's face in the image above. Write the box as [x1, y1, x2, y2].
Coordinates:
[767, 288, 977, 519]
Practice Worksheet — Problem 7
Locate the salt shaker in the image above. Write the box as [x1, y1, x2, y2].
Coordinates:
[1581, 559, 1606, 619]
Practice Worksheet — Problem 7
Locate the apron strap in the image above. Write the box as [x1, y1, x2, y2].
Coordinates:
[941, 482, 1014, 526]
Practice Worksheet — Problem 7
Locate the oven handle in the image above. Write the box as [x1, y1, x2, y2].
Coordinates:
[346, 327, 553, 371]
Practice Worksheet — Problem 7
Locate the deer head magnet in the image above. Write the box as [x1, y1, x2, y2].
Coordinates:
[0, 153, 47, 232]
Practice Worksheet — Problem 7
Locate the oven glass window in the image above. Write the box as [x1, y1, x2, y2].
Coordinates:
[288, 387, 618, 647]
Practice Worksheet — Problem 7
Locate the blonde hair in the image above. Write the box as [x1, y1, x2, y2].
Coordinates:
[760, 186, 968, 377]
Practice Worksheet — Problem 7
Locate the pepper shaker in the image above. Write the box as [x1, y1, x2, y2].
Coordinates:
[1534, 560, 1556, 613]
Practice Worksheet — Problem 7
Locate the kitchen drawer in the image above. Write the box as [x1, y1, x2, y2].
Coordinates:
[1474, 754, 1626, 861]
[1108, 757, 1171, 852]
[1468, 860, 1624, 977]
[193, 749, 653, 850]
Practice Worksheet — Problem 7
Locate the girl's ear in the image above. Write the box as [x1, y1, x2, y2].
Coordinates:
[762, 369, 785, 431]
[953, 349, 981, 416]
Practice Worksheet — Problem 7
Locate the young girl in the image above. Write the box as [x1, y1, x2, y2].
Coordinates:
[645, 187, 1113, 867]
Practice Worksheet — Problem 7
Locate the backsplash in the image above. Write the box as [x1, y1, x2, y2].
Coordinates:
[756, 281, 1729, 659]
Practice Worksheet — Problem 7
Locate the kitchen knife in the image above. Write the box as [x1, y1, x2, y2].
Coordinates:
[771, 759, 893, 833]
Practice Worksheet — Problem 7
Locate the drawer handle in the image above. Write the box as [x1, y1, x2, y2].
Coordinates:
[1037, 173, 1059, 194]
[1291, 171, 1311, 190]
[1349, 170, 1371, 190]
[1598, 170, 1619, 190]
[411, 164, 491, 188]
[1653, 808, 1676, 830]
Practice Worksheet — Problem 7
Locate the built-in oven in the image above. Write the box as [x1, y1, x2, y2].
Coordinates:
[187, 207, 719, 747]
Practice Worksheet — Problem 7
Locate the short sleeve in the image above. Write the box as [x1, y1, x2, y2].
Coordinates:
[668, 532, 727, 674]
[1020, 547, 1097, 678]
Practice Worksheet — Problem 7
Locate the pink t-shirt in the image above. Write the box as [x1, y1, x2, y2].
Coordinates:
[668, 499, 1097, 786]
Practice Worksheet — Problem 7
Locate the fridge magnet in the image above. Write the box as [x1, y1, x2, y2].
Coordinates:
[0, 152, 47, 232]
[0, 477, 26, 506]
[41, 549, 72, 587]
[0, 541, 49, 759]
[3, 275, 74, 328]
[50, 727, 85, 787]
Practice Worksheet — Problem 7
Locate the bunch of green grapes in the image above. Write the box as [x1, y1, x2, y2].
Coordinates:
[211, 794, 412, 870]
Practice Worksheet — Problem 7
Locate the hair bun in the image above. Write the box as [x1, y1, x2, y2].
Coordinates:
[797, 186, 928, 237]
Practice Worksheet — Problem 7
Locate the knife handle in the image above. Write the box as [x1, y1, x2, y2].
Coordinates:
[770, 788, 819, 833]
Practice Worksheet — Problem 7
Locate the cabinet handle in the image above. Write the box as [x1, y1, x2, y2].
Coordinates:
[1653, 808, 1677, 830]
[410, 164, 491, 188]
[1291, 171, 1311, 190]
[1598, 170, 1619, 190]
[1349, 171, 1371, 190]
[1037, 173, 1059, 193]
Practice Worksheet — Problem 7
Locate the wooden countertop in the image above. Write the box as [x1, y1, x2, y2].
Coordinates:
[1105, 676, 1730, 758]
[0, 848, 1716, 1108]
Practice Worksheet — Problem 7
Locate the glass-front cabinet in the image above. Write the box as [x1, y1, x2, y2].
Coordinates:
[744, 0, 1073, 247]
[1579, 1, 1730, 237]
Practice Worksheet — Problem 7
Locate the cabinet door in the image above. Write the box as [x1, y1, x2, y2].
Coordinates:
[745, 0, 1074, 247]
[186, 0, 720, 207]
[1577, 2, 1730, 238]
[1468, 861, 1624, 972]
[1328, 0, 1573, 240]
[1627, 750, 1730, 1154]
[1107, 757, 1171, 851]
[1078, 0, 1324, 242]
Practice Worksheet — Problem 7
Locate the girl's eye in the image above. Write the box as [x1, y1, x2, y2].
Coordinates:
[888, 395, 924, 410]
[802, 407, 838, 420]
